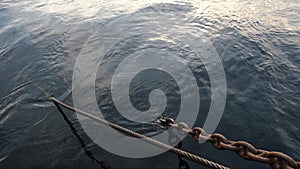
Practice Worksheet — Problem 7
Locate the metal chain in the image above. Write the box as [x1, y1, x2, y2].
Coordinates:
[159, 118, 300, 169]
[50, 97, 229, 169]
[27, 81, 228, 169]
[28, 80, 299, 169]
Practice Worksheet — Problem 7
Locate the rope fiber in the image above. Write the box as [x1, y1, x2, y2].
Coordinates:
[27, 80, 299, 169]
[50, 96, 229, 169]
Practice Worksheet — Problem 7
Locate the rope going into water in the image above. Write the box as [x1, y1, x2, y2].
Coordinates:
[16, 80, 300, 169]
[52, 100, 110, 169]
[50, 96, 229, 169]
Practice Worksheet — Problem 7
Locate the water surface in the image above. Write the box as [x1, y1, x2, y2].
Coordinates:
[0, 0, 299, 169]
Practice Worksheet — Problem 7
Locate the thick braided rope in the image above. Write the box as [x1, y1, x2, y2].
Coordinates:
[50, 97, 229, 169]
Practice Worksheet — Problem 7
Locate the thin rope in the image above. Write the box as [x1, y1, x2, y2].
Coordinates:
[52, 101, 109, 169]
[50, 96, 229, 169]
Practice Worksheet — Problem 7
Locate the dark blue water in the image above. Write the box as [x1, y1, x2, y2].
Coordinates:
[0, 1, 299, 169]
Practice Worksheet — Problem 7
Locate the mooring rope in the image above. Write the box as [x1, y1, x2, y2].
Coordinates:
[50, 96, 229, 169]
[25, 80, 299, 169]
[52, 101, 109, 169]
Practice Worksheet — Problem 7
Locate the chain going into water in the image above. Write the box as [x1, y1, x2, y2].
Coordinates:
[159, 118, 300, 169]
[25, 80, 227, 169]
[21, 80, 300, 169]
[50, 97, 229, 169]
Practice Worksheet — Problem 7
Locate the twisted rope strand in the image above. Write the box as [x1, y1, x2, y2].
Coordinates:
[50, 97, 229, 169]
[27, 80, 299, 169]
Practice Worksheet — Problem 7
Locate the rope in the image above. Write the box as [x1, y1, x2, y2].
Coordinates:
[52, 101, 109, 169]
[159, 118, 300, 169]
[50, 96, 229, 169]
[20, 80, 299, 169]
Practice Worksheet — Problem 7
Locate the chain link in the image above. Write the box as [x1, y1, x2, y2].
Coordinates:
[159, 118, 300, 169]
[51, 97, 230, 169]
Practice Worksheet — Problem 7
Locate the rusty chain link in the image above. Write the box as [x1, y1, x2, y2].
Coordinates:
[50, 97, 230, 169]
[159, 118, 300, 169]
[28, 80, 299, 169]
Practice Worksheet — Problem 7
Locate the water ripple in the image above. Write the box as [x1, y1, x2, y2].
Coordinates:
[0, 1, 299, 168]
